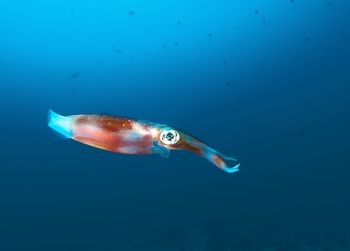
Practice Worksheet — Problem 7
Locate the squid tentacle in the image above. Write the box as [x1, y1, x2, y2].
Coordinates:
[173, 133, 240, 173]
[204, 147, 240, 173]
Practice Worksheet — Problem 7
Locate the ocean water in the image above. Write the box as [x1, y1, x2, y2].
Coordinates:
[1, 0, 350, 250]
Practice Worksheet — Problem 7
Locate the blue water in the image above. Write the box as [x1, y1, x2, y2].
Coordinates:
[1, 0, 350, 250]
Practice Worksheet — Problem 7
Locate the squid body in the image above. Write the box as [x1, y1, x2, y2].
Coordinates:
[48, 110, 240, 173]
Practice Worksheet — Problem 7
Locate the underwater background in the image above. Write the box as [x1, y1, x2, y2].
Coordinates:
[1, 0, 350, 250]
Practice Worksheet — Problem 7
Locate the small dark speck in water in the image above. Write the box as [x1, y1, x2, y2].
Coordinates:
[207, 33, 213, 37]
[176, 21, 181, 25]
[254, 10, 259, 15]
[305, 37, 310, 41]
[298, 130, 305, 136]
[290, 0, 294, 3]
[174, 41, 179, 46]
[272, 144, 282, 149]
[70, 72, 80, 79]
[263, 19, 266, 25]
[226, 81, 231, 86]
[326, 2, 332, 7]
[128, 10, 135, 16]
[340, 185, 348, 191]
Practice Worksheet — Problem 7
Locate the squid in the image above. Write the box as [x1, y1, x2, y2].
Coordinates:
[48, 110, 240, 173]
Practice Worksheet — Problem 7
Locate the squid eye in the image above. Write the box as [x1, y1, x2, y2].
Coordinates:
[160, 128, 180, 145]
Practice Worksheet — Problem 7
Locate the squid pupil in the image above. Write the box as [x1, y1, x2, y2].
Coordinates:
[166, 132, 174, 141]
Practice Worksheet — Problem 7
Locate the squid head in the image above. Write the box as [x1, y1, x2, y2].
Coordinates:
[153, 126, 240, 173]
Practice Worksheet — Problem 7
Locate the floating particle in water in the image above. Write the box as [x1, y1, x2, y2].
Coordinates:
[290, 0, 294, 3]
[226, 81, 231, 86]
[263, 19, 266, 25]
[176, 21, 181, 25]
[298, 130, 305, 136]
[254, 9, 259, 15]
[207, 33, 213, 37]
[70, 72, 80, 79]
[272, 144, 282, 149]
[304, 37, 310, 41]
[114, 49, 122, 54]
[174, 41, 179, 46]
[223, 59, 228, 64]
[162, 45, 167, 49]
[128, 10, 135, 16]
[326, 2, 332, 7]
[340, 185, 348, 191]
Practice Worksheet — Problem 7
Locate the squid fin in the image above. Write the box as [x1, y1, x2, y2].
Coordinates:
[152, 142, 170, 158]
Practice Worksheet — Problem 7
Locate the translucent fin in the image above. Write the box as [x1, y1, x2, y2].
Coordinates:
[152, 142, 170, 158]
[47, 109, 73, 138]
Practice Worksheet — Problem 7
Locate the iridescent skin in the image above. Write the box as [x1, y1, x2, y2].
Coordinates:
[48, 110, 240, 173]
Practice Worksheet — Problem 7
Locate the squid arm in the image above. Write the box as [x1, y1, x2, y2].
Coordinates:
[165, 131, 240, 173]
